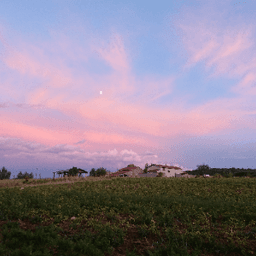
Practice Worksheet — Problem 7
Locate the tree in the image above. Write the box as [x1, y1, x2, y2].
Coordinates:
[143, 163, 149, 173]
[143, 168, 148, 173]
[95, 167, 107, 177]
[0, 167, 11, 180]
[196, 164, 210, 176]
[68, 166, 80, 177]
[89, 167, 108, 177]
[127, 164, 135, 167]
[90, 168, 96, 177]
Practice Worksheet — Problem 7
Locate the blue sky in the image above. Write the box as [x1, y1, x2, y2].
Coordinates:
[1, 0, 256, 179]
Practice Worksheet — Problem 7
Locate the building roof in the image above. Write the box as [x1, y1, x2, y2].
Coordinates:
[109, 166, 143, 177]
[118, 166, 143, 172]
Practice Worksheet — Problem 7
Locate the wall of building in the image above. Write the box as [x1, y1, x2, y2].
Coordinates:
[157, 167, 182, 177]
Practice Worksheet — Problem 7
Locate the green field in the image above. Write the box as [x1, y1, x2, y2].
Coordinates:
[0, 176, 255, 255]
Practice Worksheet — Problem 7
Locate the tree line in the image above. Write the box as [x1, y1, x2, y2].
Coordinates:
[0, 166, 110, 180]
[186, 164, 256, 178]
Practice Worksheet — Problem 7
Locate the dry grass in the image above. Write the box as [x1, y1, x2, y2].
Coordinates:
[0, 174, 123, 189]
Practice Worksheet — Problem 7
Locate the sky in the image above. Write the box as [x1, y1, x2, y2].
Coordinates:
[1, 0, 256, 179]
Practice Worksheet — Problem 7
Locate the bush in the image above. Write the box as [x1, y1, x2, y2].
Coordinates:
[213, 173, 223, 178]
[227, 172, 233, 178]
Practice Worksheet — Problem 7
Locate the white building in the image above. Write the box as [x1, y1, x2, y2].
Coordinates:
[147, 164, 183, 177]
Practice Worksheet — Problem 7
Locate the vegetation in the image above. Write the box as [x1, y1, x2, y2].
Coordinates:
[143, 169, 148, 174]
[143, 163, 149, 173]
[156, 172, 164, 177]
[89, 167, 108, 177]
[0, 171, 256, 255]
[186, 163, 256, 178]
[56, 167, 88, 178]
[0, 167, 11, 180]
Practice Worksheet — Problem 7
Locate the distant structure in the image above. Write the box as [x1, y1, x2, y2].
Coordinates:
[108, 163, 184, 178]
[146, 164, 183, 177]
[53, 168, 88, 179]
[109, 165, 143, 178]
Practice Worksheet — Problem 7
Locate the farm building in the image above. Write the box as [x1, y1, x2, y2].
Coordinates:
[107, 164, 197, 178]
[147, 164, 183, 177]
[109, 165, 143, 178]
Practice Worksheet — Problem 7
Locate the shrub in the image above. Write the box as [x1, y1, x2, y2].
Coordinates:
[213, 173, 223, 178]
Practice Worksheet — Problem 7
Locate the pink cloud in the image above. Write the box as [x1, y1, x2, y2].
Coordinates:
[0, 106, 152, 150]
[231, 72, 256, 95]
[0, 119, 76, 147]
[82, 131, 146, 145]
[170, 4, 256, 85]
[0, 34, 75, 106]
[93, 33, 130, 74]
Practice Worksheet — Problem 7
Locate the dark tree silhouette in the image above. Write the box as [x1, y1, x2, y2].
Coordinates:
[68, 167, 79, 177]
[15, 171, 34, 180]
[89, 167, 107, 177]
[95, 167, 107, 177]
[196, 164, 211, 175]
[0, 166, 11, 180]
[89, 168, 96, 177]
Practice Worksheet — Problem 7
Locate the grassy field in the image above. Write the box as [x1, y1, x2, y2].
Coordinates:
[0, 175, 255, 255]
